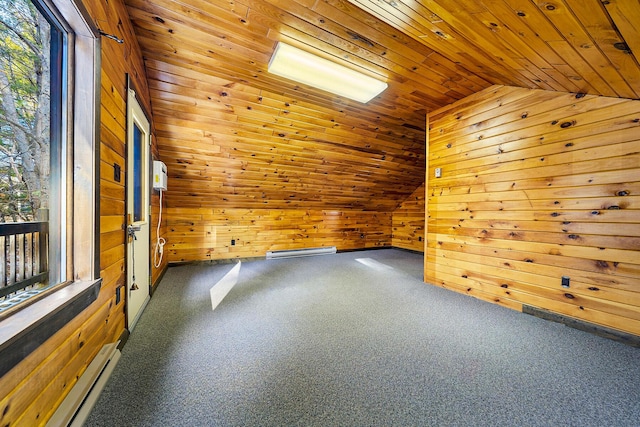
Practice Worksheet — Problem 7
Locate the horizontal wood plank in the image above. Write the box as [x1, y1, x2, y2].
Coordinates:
[427, 86, 640, 336]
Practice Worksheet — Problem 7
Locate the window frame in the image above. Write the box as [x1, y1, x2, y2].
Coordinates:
[47, 0, 100, 282]
[0, 0, 101, 378]
[43, 0, 67, 287]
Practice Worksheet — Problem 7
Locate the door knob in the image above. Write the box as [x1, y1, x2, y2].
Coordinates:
[127, 224, 141, 237]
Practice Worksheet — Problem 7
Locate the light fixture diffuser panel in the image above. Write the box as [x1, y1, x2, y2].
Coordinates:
[268, 42, 388, 103]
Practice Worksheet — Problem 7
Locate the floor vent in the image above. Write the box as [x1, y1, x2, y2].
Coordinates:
[266, 246, 337, 259]
[47, 341, 121, 427]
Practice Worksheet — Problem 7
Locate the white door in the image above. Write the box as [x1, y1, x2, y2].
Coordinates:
[126, 86, 151, 331]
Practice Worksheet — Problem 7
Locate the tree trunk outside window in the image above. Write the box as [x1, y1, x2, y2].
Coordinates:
[0, 0, 50, 223]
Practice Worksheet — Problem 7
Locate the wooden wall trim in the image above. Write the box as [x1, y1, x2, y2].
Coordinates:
[424, 114, 430, 273]
[523, 305, 640, 348]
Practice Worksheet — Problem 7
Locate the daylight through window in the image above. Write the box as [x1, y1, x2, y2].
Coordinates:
[0, 0, 65, 312]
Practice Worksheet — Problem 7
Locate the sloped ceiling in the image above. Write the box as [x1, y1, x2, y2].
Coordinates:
[124, 0, 640, 211]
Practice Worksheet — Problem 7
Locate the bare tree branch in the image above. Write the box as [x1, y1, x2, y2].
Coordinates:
[0, 104, 35, 137]
[0, 17, 41, 56]
[0, 51, 42, 213]
[0, 0, 50, 218]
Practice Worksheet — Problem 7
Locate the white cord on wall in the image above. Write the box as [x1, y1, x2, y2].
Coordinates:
[154, 189, 166, 268]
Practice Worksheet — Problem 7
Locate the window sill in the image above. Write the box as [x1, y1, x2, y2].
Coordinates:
[0, 278, 102, 378]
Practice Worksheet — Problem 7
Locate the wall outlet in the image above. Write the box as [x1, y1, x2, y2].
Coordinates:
[231, 239, 235, 246]
[435, 167, 442, 178]
[561, 276, 570, 288]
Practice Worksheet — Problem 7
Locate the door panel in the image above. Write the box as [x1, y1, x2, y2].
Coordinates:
[126, 85, 150, 331]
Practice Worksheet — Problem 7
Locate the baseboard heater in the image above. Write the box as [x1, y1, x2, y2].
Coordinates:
[266, 246, 337, 259]
[47, 341, 121, 427]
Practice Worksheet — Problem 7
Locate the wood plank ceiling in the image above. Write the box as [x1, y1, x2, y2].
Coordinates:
[123, 0, 640, 211]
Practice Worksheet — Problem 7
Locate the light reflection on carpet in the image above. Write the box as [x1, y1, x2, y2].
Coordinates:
[210, 261, 241, 311]
[355, 258, 394, 271]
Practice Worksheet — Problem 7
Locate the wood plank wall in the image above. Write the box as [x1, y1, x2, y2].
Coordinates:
[426, 85, 640, 336]
[0, 0, 165, 424]
[166, 208, 392, 261]
[392, 183, 426, 252]
[143, 58, 426, 212]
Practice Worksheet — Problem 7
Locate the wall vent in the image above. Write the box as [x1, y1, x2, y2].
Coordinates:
[266, 246, 337, 259]
[47, 341, 121, 427]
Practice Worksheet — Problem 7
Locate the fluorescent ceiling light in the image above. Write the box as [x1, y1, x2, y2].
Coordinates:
[268, 42, 388, 103]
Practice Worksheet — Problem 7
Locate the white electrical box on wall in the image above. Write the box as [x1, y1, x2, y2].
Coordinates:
[153, 160, 167, 191]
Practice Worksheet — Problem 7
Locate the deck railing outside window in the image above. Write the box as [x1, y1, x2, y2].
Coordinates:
[0, 221, 49, 311]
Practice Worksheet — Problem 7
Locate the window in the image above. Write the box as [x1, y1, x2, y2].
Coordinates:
[0, 0, 99, 376]
[0, 0, 66, 312]
[133, 123, 144, 222]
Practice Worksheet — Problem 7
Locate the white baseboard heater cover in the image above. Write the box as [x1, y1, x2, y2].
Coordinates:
[47, 341, 121, 427]
[266, 246, 337, 259]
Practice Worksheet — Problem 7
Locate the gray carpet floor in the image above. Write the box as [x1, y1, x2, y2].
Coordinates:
[86, 249, 640, 426]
